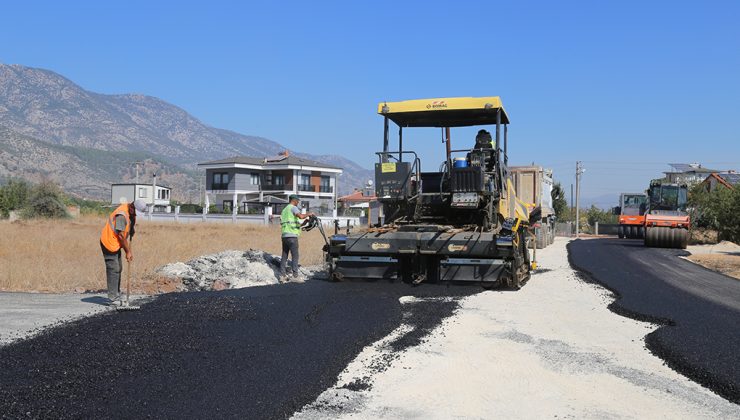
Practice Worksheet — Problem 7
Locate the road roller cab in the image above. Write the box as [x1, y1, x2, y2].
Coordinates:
[616, 193, 647, 239]
[643, 179, 689, 249]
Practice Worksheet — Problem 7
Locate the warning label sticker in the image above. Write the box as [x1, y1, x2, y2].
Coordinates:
[381, 162, 396, 173]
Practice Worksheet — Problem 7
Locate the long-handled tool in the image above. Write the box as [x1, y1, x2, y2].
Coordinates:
[117, 239, 140, 311]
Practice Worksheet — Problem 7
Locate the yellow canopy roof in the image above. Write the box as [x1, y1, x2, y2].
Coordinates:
[377, 96, 509, 127]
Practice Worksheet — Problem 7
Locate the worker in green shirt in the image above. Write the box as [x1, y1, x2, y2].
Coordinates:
[279, 194, 314, 282]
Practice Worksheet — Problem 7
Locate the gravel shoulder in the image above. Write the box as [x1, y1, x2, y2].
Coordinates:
[295, 238, 740, 419]
[686, 241, 740, 280]
[0, 292, 111, 345]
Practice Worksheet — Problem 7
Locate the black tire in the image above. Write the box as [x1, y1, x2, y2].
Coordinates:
[618, 225, 625, 239]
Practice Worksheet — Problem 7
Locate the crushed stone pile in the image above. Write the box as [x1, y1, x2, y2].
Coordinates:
[157, 249, 326, 291]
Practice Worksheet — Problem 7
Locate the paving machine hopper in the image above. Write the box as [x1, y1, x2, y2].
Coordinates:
[325, 97, 538, 289]
[643, 179, 689, 249]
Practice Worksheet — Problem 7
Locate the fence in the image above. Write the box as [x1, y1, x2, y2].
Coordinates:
[555, 221, 620, 236]
[141, 205, 361, 227]
[555, 222, 575, 237]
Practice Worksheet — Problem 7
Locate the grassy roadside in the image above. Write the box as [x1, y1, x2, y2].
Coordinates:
[0, 216, 327, 293]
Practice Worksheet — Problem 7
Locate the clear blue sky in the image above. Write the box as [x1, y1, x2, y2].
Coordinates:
[2, 0, 739, 206]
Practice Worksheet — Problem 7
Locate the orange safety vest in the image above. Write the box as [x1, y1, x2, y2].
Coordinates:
[100, 203, 131, 253]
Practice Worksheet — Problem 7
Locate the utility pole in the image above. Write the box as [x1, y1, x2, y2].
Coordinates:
[570, 183, 574, 219]
[152, 172, 157, 206]
[575, 161, 584, 238]
[133, 161, 144, 183]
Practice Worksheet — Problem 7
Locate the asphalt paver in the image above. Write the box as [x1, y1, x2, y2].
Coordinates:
[569, 238, 740, 403]
[0, 281, 476, 419]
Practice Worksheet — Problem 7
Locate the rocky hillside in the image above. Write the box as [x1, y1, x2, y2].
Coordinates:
[0, 63, 372, 198]
[0, 125, 196, 199]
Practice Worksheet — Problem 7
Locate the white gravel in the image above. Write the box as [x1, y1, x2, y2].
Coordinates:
[157, 249, 325, 291]
[294, 237, 740, 419]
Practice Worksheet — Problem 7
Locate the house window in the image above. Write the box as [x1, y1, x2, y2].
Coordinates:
[251, 173, 260, 185]
[320, 176, 331, 193]
[139, 188, 147, 198]
[213, 172, 230, 190]
[301, 174, 311, 186]
[274, 174, 285, 186]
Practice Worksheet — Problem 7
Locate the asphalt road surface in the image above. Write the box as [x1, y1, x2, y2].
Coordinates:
[0, 281, 476, 419]
[569, 238, 740, 404]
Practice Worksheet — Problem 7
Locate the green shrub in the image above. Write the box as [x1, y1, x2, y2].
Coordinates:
[0, 178, 31, 218]
[688, 184, 740, 243]
[66, 196, 108, 216]
[586, 205, 617, 226]
[21, 181, 69, 219]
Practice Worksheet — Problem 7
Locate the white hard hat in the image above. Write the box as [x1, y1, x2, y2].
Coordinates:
[133, 199, 148, 212]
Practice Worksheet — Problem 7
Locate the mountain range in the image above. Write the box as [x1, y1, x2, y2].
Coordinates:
[0, 63, 372, 200]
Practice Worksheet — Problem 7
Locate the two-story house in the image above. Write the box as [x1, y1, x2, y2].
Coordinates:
[664, 163, 719, 186]
[111, 182, 172, 211]
[197, 152, 342, 215]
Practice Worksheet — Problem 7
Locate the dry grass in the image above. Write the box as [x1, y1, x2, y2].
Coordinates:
[0, 216, 328, 293]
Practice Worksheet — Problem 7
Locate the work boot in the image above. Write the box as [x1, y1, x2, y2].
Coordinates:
[291, 272, 305, 283]
[278, 274, 289, 283]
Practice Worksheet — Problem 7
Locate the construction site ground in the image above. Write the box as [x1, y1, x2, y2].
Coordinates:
[1, 238, 738, 418]
[685, 241, 740, 280]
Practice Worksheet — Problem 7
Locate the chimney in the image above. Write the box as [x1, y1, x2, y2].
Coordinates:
[281, 150, 290, 157]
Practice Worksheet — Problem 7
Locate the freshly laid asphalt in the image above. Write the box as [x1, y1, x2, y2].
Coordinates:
[569, 238, 740, 404]
[0, 281, 475, 419]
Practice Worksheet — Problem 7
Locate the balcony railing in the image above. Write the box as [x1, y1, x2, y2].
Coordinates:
[260, 184, 292, 191]
[319, 185, 333, 193]
[298, 184, 315, 192]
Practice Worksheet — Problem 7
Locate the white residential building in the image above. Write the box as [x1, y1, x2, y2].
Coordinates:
[111, 183, 172, 210]
[197, 152, 342, 215]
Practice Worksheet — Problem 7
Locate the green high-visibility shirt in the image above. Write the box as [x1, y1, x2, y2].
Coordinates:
[281, 204, 302, 237]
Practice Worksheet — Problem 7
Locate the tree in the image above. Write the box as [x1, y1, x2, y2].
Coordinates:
[551, 182, 568, 221]
[716, 187, 740, 242]
[21, 180, 69, 219]
[0, 178, 31, 218]
[586, 204, 617, 226]
[688, 183, 740, 242]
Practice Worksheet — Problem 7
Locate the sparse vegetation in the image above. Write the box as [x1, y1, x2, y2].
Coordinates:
[0, 217, 327, 293]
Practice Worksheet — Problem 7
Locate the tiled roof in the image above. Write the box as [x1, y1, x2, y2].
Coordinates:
[339, 190, 377, 202]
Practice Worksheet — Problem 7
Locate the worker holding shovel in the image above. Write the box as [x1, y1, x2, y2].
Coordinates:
[100, 199, 147, 306]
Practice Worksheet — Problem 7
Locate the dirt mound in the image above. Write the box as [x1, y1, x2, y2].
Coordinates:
[157, 249, 326, 291]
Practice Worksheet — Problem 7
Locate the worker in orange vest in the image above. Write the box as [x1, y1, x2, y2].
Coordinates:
[100, 199, 148, 305]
